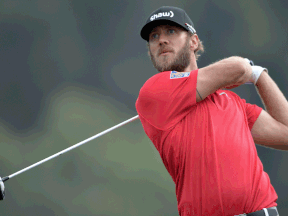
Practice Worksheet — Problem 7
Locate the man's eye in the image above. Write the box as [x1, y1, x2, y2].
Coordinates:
[168, 29, 175, 34]
[151, 33, 158, 39]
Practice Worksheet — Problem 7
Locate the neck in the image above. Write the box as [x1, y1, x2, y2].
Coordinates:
[183, 58, 198, 72]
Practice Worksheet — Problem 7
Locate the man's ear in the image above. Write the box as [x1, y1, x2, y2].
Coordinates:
[191, 34, 199, 51]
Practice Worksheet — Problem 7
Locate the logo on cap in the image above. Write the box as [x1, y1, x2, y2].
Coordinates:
[150, 11, 174, 21]
[185, 23, 196, 34]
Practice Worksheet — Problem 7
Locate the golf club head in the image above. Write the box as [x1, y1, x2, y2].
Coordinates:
[0, 177, 5, 200]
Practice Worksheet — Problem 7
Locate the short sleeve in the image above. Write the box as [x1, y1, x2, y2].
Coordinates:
[242, 99, 263, 130]
[136, 70, 198, 130]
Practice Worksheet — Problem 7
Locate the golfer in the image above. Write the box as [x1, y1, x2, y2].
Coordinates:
[136, 6, 286, 216]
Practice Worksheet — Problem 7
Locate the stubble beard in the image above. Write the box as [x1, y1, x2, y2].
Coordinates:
[149, 37, 192, 72]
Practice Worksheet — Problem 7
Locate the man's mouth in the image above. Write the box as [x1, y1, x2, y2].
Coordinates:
[159, 50, 172, 56]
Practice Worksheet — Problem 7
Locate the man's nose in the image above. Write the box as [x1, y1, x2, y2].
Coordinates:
[158, 33, 169, 45]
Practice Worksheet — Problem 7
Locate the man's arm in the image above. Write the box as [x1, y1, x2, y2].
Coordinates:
[196, 56, 252, 102]
[251, 71, 288, 150]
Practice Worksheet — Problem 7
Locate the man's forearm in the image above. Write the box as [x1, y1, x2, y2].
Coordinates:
[255, 72, 288, 126]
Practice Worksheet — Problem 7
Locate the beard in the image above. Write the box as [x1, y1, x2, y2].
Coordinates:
[149, 36, 191, 72]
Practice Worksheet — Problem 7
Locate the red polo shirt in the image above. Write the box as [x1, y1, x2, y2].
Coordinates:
[135, 70, 278, 215]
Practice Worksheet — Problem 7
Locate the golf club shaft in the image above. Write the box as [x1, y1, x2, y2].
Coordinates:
[3, 115, 139, 182]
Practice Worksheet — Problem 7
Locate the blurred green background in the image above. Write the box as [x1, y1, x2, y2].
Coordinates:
[0, 0, 287, 215]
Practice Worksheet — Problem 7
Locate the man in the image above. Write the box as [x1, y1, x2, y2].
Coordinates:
[136, 6, 287, 216]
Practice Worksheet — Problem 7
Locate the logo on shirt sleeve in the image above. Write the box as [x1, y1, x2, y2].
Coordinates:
[170, 71, 191, 79]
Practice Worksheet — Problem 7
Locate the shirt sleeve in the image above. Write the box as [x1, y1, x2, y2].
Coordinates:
[241, 99, 263, 131]
[135, 70, 198, 130]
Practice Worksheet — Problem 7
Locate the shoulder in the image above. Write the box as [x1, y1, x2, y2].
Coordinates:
[139, 70, 199, 98]
[142, 71, 170, 85]
[139, 71, 171, 93]
[142, 70, 198, 87]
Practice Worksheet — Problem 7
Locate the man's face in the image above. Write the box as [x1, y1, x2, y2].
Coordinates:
[148, 25, 192, 72]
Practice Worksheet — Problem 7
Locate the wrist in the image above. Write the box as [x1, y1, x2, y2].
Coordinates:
[255, 70, 269, 87]
[250, 66, 268, 84]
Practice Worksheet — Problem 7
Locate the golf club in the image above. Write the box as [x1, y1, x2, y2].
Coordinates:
[0, 60, 256, 201]
[0, 115, 139, 200]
